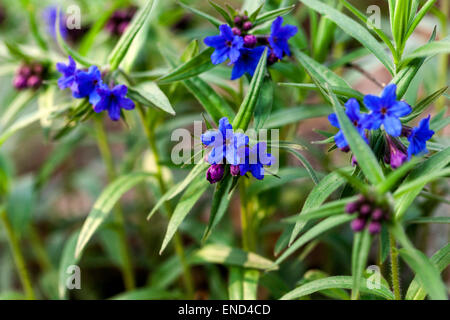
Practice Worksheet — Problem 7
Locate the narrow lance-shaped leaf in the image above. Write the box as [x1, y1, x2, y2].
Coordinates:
[351, 229, 372, 300]
[127, 82, 175, 115]
[76, 172, 154, 258]
[58, 231, 80, 299]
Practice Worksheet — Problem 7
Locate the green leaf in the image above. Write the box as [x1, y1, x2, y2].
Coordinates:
[288, 170, 349, 245]
[202, 174, 236, 242]
[58, 231, 80, 299]
[394, 147, 450, 220]
[294, 50, 351, 88]
[158, 48, 215, 84]
[280, 83, 364, 101]
[179, 2, 223, 27]
[280, 276, 394, 300]
[400, 40, 450, 68]
[147, 161, 210, 220]
[327, 85, 385, 185]
[127, 82, 175, 115]
[287, 149, 320, 185]
[301, 270, 350, 300]
[263, 105, 332, 129]
[209, 1, 234, 26]
[403, 86, 448, 123]
[406, 243, 450, 300]
[394, 167, 450, 198]
[275, 214, 354, 266]
[299, 0, 394, 74]
[254, 74, 274, 131]
[189, 244, 277, 270]
[228, 267, 243, 299]
[405, 0, 438, 40]
[232, 47, 268, 131]
[254, 5, 296, 26]
[391, 223, 447, 300]
[243, 269, 259, 300]
[406, 217, 450, 224]
[0, 111, 41, 147]
[377, 158, 419, 194]
[111, 287, 183, 300]
[76, 172, 154, 258]
[108, 0, 157, 70]
[351, 229, 372, 300]
[160, 175, 209, 254]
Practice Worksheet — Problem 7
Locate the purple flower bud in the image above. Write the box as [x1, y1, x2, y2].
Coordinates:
[267, 52, 279, 66]
[234, 16, 242, 26]
[231, 27, 241, 36]
[351, 156, 358, 166]
[206, 164, 225, 184]
[351, 218, 366, 232]
[19, 65, 32, 77]
[32, 64, 44, 75]
[368, 221, 382, 235]
[345, 201, 359, 214]
[13, 75, 27, 90]
[117, 21, 129, 35]
[360, 204, 371, 216]
[242, 15, 248, 21]
[340, 146, 350, 153]
[372, 208, 384, 221]
[230, 165, 241, 177]
[243, 35, 257, 48]
[27, 75, 42, 89]
[401, 125, 413, 138]
[385, 135, 407, 169]
[243, 21, 253, 31]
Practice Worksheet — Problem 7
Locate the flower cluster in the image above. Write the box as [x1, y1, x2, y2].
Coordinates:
[204, 16, 297, 80]
[56, 56, 135, 121]
[328, 84, 435, 168]
[105, 7, 137, 36]
[201, 117, 275, 184]
[13, 62, 46, 90]
[346, 195, 390, 235]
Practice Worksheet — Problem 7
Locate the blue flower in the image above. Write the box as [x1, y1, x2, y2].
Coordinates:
[328, 98, 369, 149]
[93, 84, 135, 121]
[204, 24, 244, 65]
[231, 46, 266, 80]
[407, 115, 434, 158]
[72, 66, 103, 104]
[363, 84, 412, 137]
[43, 6, 67, 39]
[56, 56, 77, 90]
[268, 16, 298, 59]
[201, 117, 248, 165]
[238, 142, 275, 180]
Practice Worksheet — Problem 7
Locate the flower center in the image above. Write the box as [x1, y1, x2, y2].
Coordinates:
[226, 40, 232, 47]
[380, 107, 387, 115]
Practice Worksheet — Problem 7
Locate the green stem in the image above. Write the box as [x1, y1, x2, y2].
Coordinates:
[136, 105, 195, 299]
[0, 209, 35, 300]
[93, 117, 135, 291]
[389, 232, 401, 300]
[437, 0, 448, 110]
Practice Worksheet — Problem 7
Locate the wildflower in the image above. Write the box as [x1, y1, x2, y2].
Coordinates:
[243, 21, 253, 31]
[268, 16, 298, 59]
[71, 66, 103, 104]
[43, 6, 67, 39]
[206, 164, 225, 184]
[363, 84, 412, 137]
[231, 46, 266, 80]
[14, 63, 46, 91]
[238, 142, 275, 180]
[105, 7, 137, 36]
[243, 35, 257, 48]
[345, 195, 390, 235]
[201, 117, 248, 165]
[93, 84, 135, 121]
[204, 24, 244, 65]
[406, 116, 434, 158]
[328, 98, 368, 150]
[384, 135, 407, 169]
[56, 56, 77, 90]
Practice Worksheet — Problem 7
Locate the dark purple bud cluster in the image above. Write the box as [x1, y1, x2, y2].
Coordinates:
[346, 195, 390, 235]
[206, 164, 225, 184]
[232, 14, 253, 41]
[105, 6, 137, 36]
[13, 63, 46, 90]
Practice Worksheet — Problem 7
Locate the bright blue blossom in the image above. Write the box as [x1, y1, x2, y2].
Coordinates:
[268, 16, 298, 59]
[201, 117, 248, 165]
[364, 84, 412, 137]
[56, 56, 77, 90]
[71, 66, 103, 105]
[93, 84, 135, 121]
[328, 98, 369, 149]
[407, 115, 434, 158]
[231, 46, 266, 80]
[238, 142, 275, 180]
[204, 24, 244, 65]
[43, 6, 67, 39]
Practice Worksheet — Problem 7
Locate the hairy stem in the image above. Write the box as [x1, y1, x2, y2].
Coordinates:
[93, 117, 135, 291]
[389, 232, 401, 300]
[137, 104, 195, 299]
[0, 209, 35, 300]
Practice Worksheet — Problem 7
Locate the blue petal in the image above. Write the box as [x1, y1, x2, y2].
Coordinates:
[328, 113, 340, 128]
[219, 24, 234, 41]
[334, 131, 348, 148]
[363, 94, 382, 112]
[345, 98, 361, 122]
[204, 35, 225, 48]
[201, 131, 219, 146]
[383, 116, 402, 137]
[389, 101, 411, 118]
[381, 84, 398, 107]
